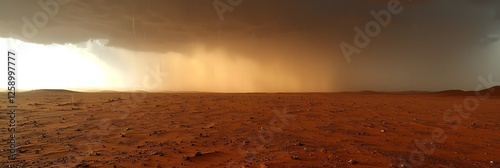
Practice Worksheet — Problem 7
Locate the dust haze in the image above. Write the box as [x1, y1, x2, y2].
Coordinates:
[109, 41, 339, 92]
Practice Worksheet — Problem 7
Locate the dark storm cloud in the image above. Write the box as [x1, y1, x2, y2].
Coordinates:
[0, 0, 496, 50]
[1, 0, 499, 91]
[0, 0, 430, 53]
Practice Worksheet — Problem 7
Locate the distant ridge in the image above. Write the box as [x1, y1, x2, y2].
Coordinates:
[435, 86, 500, 96]
[358, 90, 379, 94]
[21, 89, 148, 93]
[4, 86, 499, 95]
[435, 89, 467, 95]
[479, 86, 500, 95]
[25, 89, 80, 93]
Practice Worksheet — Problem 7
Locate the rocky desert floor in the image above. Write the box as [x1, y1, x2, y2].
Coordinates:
[1, 90, 499, 168]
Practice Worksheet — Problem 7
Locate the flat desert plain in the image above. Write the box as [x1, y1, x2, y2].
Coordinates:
[1, 89, 499, 168]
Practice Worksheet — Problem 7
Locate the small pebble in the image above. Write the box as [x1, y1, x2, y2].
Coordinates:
[348, 159, 358, 165]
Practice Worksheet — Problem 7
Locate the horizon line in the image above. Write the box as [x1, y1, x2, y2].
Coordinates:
[1, 87, 498, 94]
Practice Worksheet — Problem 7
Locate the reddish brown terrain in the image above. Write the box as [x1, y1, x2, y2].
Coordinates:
[1, 90, 499, 168]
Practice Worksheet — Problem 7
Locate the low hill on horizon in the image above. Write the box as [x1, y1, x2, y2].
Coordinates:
[435, 86, 500, 96]
[1, 86, 499, 95]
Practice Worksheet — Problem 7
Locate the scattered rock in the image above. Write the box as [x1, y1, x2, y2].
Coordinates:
[75, 163, 89, 168]
[356, 132, 367, 135]
[291, 155, 300, 160]
[348, 159, 358, 165]
[380, 130, 386, 133]
[153, 151, 164, 156]
[194, 151, 202, 156]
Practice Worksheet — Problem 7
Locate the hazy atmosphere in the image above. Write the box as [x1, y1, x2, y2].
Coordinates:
[1, 0, 500, 92]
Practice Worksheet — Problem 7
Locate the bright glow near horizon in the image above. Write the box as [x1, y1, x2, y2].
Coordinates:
[1, 38, 127, 91]
[1, 38, 334, 92]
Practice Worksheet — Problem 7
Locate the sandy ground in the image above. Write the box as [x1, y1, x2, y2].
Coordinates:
[0, 90, 499, 168]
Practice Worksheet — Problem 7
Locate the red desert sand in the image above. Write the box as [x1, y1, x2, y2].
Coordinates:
[1, 88, 499, 168]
